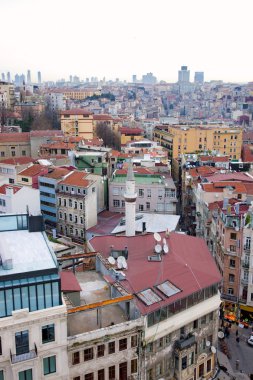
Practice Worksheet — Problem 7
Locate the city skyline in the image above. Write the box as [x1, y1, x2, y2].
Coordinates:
[1, 0, 253, 83]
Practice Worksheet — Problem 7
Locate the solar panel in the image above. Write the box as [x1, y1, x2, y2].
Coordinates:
[156, 281, 181, 297]
[137, 288, 162, 306]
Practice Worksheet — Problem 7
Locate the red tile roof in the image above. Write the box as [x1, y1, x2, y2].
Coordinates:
[90, 232, 221, 315]
[119, 127, 144, 135]
[0, 184, 22, 195]
[59, 171, 90, 187]
[30, 130, 63, 137]
[60, 271, 82, 292]
[42, 167, 71, 179]
[188, 166, 218, 178]
[204, 172, 253, 183]
[199, 155, 229, 162]
[18, 164, 47, 177]
[201, 181, 247, 193]
[242, 144, 253, 162]
[0, 157, 35, 165]
[0, 132, 30, 143]
[87, 211, 123, 235]
[116, 167, 153, 176]
[93, 114, 113, 121]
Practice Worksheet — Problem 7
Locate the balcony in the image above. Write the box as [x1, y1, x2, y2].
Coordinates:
[220, 293, 237, 303]
[242, 261, 249, 269]
[175, 334, 195, 350]
[244, 245, 251, 253]
[241, 278, 249, 286]
[10, 344, 37, 364]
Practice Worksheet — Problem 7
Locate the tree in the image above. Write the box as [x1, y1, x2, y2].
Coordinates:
[96, 122, 120, 150]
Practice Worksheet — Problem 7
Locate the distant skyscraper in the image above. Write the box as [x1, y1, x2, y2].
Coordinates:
[69, 75, 72, 83]
[194, 71, 204, 84]
[7, 72, 11, 82]
[1, 73, 5, 81]
[132, 75, 137, 83]
[27, 70, 31, 84]
[178, 66, 190, 83]
[142, 72, 157, 85]
[38, 71, 41, 84]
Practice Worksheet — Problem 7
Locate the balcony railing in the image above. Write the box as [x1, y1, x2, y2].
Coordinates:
[220, 293, 237, 303]
[10, 344, 37, 364]
[244, 245, 251, 253]
[242, 261, 249, 269]
[241, 278, 249, 286]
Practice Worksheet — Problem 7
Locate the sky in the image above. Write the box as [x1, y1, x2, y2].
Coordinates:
[1, 0, 253, 83]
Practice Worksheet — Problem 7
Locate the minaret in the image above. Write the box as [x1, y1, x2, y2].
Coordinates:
[124, 162, 137, 237]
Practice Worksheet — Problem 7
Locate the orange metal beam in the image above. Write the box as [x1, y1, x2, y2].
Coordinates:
[67, 294, 133, 314]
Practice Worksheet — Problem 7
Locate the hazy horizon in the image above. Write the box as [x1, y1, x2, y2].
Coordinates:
[1, 0, 253, 83]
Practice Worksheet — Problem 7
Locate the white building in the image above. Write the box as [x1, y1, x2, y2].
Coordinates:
[0, 184, 41, 215]
[0, 213, 69, 380]
[0, 157, 35, 185]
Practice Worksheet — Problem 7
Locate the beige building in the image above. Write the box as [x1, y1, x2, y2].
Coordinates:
[62, 88, 101, 100]
[0, 81, 15, 109]
[61, 110, 94, 138]
[153, 124, 243, 160]
[0, 133, 31, 160]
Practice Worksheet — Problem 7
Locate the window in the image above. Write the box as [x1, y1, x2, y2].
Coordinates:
[188, 351, 194, 366]
[113, 199, 120, 207]
[9, 178, 14, 184]
[21, 177, 29, 182]
[92, 187, 95, 193]
[139, 189, 144, 197]
[79, 202, 83, 210]
[42, 324, 55, 344]
[108, 341, 115, 354]
[229, 274, 235, 283]
[230, 259, 236, 268]
[182, 356, 187, 370]
[15, 330, 29, 355]
[74, 201, 77, 209]
[18, 369, 32, 380]
[85, 374, 94, 380]
[0, 152, 4, 157]
[0, 370, 3, 380]
[119, 362, 127, 379]
[97, 344, 105, 358]
[131, 359, 137, 374]
[207, 359, 212, 372]
[72, 351, 80, 365]
[22, 150, 26, 156]
[147, 189, 151, 198]
[43, 355, 56, 375]
[230, 233, 236, 240]
[230, 245, 236, 252]
[139, 204, 144, 211]
[119, 338, 127, 351]
[73, 377, 81, 380]
[113, 187, 119, 195]
[109, 366, 115, 380]
[131, 335, 138, 347]
[201, 315, 206, 325]
[98, 369, 105, 380]
[69, 199, 72, 207]
[146, 202, 150, 210]
[84, 348, 93, 361]
[193, 319, 198, 329]
[228, 288, 234, 295]
[11, 151, 15, 157]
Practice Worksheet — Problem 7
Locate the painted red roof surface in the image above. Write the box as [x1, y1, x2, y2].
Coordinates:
[244, 183, 253, 195]
[0, 157, 35, 165]
[42, 167, 71, 179]
[204, 172, 253, 183]
[242, 144, 253, 162]
[0, 184, 22, 195]
[0, 132, 30, 142]
[93, 114, 113, 121]
[188, 166, 218, 178]
[60, 271, 82, 292]
[59, 171, 90, 187]
[120, 127, 144, 135]
[87, 211, 123, 235]
[18, 164, 47, 177]
[90, 232, 221, 315]
[199, 155, 229, 162]
[116, 167, 153, 176]
[201, 182, 247, 193]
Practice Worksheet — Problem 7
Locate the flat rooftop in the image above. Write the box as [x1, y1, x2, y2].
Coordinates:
[0, 230, 57, 277]
[67, 271, 128, 336]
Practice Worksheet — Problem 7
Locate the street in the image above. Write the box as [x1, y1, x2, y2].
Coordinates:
[222, 323, 253, 375]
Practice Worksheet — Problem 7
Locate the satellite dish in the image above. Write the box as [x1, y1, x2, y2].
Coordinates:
[155, 244, 162, 254]
[211, 346, 216, 354]
[117, 258, 123, 269]
[235, 226, 239, 232]
[108, 256, 115, 265]
[206, 340, 211, 347]
[163, 238, 167, 245]
[218, 331, 224, 339]
[122, 260, 128, 269]
[163, 244, 169, 254]
[154, 232, 161, 242]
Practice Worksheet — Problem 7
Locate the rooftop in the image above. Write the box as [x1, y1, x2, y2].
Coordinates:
[0, 184, 22, 195]
[67, 271, 127, 335]
[41, 167, 71, 180]
[90, 232, 221, 315]
[61, 109, 92, 116]
[59, 171, 91, 187]
[18, 164, 47, 177]
[0, 157, 35, 165]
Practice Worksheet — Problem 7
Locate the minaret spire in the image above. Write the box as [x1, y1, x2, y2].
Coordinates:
[124, 161, 137, 236]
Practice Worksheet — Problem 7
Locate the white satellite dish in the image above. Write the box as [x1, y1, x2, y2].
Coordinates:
[108, 256, 116, 265]
[154, 232, 161, 242]
[163, 244, 169, 254]
[118, 256, 125, 264]
[211, 346, 216, 354]
[122, 260, 128, 269]
[117, 258, 123, 269]
[155, 244, 162, 254]
[163, 238, 167, 245]
[218, 331, 224, 339]
[206, 340, 211, 347]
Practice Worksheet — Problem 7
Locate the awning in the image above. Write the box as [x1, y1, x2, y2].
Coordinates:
[240, 304, 253, 312]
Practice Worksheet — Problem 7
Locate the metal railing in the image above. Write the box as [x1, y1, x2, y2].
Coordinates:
[10, 343, 37, 364]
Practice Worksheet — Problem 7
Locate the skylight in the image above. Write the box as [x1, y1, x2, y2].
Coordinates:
[156, 281, 181, 298]
[137, 288, 162, 306]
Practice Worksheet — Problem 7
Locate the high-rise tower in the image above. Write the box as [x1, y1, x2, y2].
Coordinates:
[27, 69, 31, 84]
[38, 71, 41, 84]
[124, 162, 137, 237]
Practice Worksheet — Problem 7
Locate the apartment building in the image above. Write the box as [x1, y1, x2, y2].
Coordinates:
[109, 167, 177, 214]
[62, 88, 101, 100]
[119, 127, 144, 145]
[61, 109, 94, 138]
[38, 167, 72, 226]
[57, 171, 97, 241]
[0, 157, 35, 184]
[0, 213, 68, 379]
[17, 164, 49, 189]
[153, 124, 243, 160]
[0, 184, 40, 215]
[0, 81, 15, 109]
[89, 231, 221, 380]
[0, 133, 31, 160]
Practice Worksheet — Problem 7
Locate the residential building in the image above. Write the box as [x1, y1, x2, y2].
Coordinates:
[153, 124, 243, 160]
[57, 171, 97, 241]
[46, 92, 67, 112]
[0, 184, 40, 215]
[0, 213, 68, 379]
[17, 164, 49, 189]
[61, 88, 101, 100]
[38, 167, 72, 226]
[194, 72, 204, 85]
[61, 109, 94, 138]
[109, 167, 177, 214]
[0, 133, 31, 160]
[119, 127, 144, 145]
[89, 230, 221, 380]
[0, 81, 15, 109]
[0, 157, 35, 184]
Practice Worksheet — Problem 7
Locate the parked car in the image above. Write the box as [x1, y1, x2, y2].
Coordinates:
[247, 335, 253, 346]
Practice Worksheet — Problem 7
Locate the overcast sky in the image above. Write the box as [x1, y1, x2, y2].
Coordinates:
[1, 0, 253, 83]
